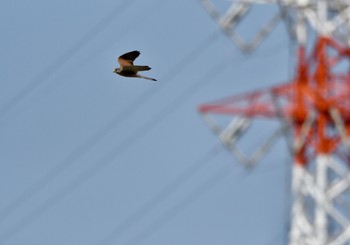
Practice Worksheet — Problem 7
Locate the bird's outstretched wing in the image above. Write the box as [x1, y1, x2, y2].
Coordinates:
[122, 65, 151, 73]
[118, 50, 140, 67]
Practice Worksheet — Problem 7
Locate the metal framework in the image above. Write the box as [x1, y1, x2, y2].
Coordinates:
[201, 0, 350, 49]
[199, 0, 350, 244]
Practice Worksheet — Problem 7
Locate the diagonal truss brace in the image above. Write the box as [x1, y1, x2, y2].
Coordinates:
[202, 113, 285, 167]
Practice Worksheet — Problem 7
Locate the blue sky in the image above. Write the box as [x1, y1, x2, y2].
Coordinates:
[0, 0, 292, 244]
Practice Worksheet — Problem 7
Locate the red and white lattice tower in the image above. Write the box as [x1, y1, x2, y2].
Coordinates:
[199, 1, 350, 244]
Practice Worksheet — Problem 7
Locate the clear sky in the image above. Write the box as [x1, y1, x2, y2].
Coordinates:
[0, 0, 292, 244]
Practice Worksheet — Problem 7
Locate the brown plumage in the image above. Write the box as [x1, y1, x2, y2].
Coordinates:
[113, 51, 157, 81]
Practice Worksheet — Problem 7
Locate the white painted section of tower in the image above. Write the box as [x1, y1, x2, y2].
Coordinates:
[200, 1, 350, 244]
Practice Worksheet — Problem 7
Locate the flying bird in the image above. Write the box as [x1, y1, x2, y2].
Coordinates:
[113, 50, 157, 81]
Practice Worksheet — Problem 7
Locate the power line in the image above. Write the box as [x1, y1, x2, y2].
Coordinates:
[11, 0, 169, 116]
[0, 44, 230, 244]
[123, 166, 233, 245]
[0, 38, 286, 241]
[98, 33, 290, 245]
[123, 160, 288, 245]
[95, 144, 222, 245]
[0, 0, 136, 119]
[0, 30, 221, 222]
[0, 30, 286, 224]
[0, 31, 288, 244]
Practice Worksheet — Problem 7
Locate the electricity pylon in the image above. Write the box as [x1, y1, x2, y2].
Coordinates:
[199, 1, 350, 244]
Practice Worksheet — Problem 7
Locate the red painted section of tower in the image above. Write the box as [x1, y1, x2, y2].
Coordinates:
[198, 36, 350, 165]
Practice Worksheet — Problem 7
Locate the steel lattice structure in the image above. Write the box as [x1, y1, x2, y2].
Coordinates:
[199, 0, 350, 244]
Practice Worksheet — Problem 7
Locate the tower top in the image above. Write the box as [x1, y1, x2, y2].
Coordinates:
[201, 0, 350, 51]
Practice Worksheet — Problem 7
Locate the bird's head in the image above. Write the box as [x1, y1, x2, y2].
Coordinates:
[113, 68, 121, 74]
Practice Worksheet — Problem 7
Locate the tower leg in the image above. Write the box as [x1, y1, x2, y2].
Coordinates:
[289, 163, 313, 245]
[315, 155, 328, 245]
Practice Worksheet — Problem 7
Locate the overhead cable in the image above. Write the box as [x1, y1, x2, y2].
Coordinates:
[0, 30, 221, 222]
[0, 0, 137, 119]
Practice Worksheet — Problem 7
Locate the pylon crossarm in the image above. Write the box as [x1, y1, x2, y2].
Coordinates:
[201, 113, 224, 136]
[198, 85, 294, 119]
[200, 0, 282, 52]
[201, 113, 251, 141]
[226, 12, 282, 52]
[200, 112, 283, 167]
[225, 125, 283, 167]
[200, 0, 249, 26]
[218, 117, 251, 144]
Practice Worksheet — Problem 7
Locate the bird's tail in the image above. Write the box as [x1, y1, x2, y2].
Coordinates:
[137, 74, 157, 81]
[133, 65, 152, 71]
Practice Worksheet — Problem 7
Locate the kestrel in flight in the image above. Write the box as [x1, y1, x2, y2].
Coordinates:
[113, 50, 157, 81]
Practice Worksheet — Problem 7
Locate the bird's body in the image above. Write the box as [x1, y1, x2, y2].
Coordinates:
[114, 51, 157, 81]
